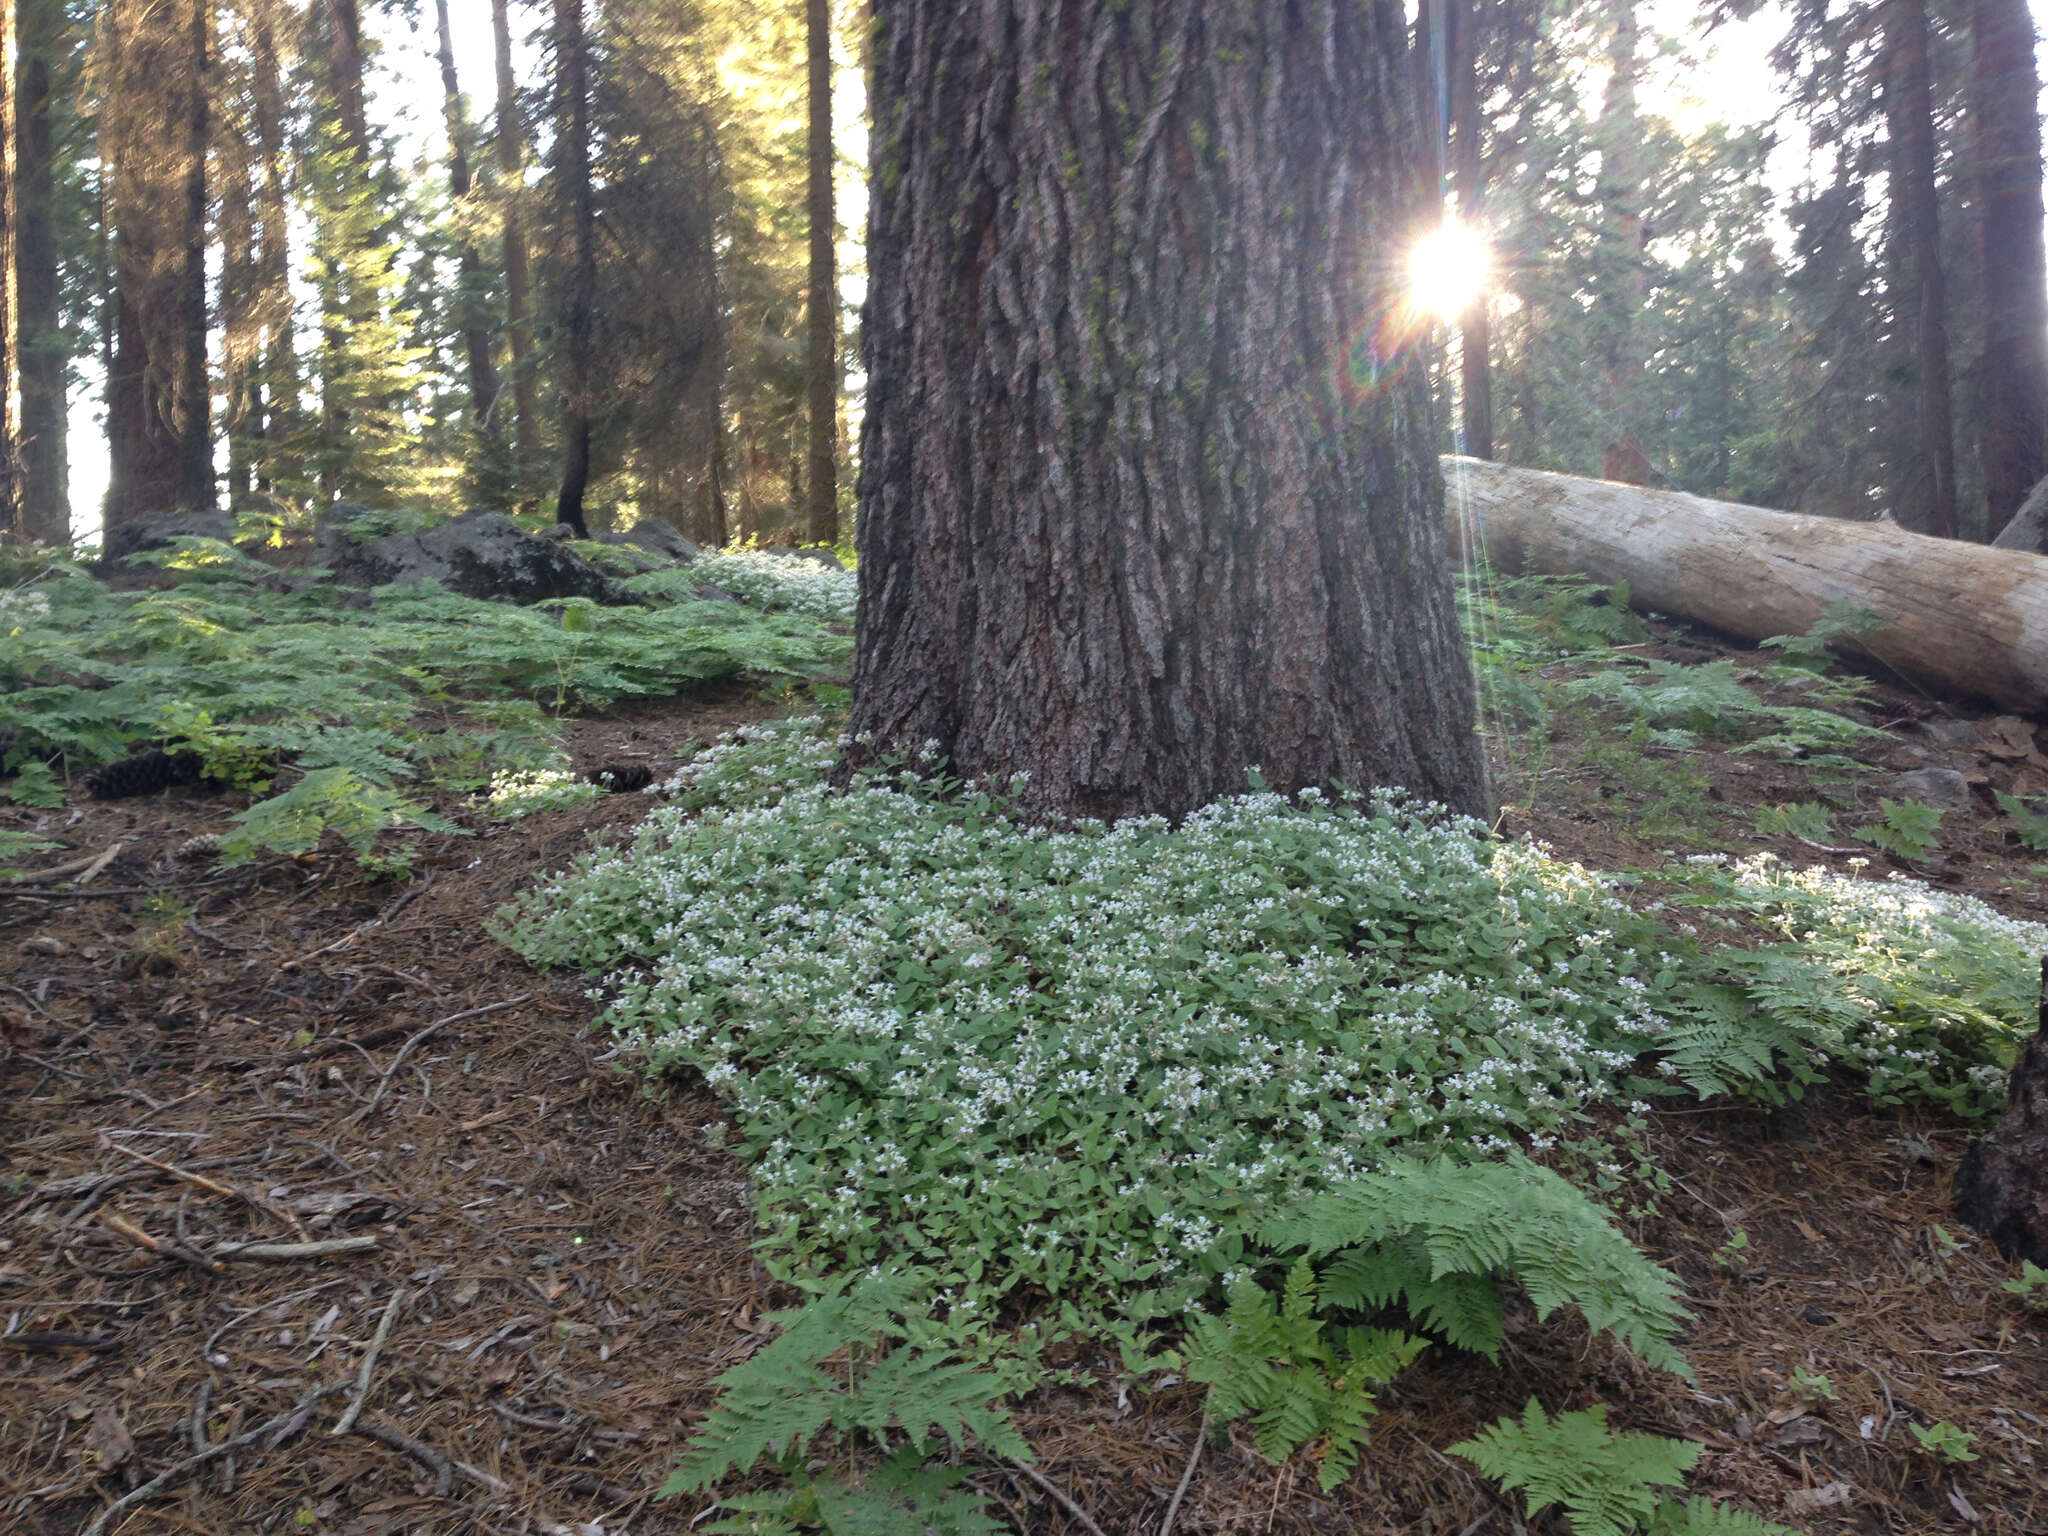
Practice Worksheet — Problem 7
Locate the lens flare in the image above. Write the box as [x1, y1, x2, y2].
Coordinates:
[1408, 218, 1491, 323]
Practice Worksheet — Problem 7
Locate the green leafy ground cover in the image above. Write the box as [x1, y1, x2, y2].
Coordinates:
[0, 541, 851, 867]
[495, 681, 2046, 1531]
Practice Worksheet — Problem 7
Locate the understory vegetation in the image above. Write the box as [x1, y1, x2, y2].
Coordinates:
[0, 541, 851, 871]
[494, 607, 2047, 1533]
[9, 551, 2043, 1533]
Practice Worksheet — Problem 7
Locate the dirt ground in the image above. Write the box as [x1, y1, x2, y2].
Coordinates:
[4, 645, 2047, 1536]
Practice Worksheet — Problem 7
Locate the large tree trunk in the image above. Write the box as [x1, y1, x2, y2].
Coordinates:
[101, 0, 211, 526]
[851, 0, 1492, 825]
[0, 0, 19, 541]
[1443, 455, 2048, 715]
[14, 0, 68, 543]
[248, 0, 295, 496]
[1954, 958, 2048, 1267]
[1451, 0, 1491, 459]
[1592, 0, 1649, 484]
[1881, 0, 1959, 539]
[436, 0, 503, 443]
[803, 0, 836, 547]
[495, 0, 538, 497]
[1969, 0, 2048, 542]
[551, 0, 593, 539]
[326, 0, 368, 164]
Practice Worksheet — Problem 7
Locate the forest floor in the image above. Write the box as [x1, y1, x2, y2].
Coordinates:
[4, 624, 2048, 1536]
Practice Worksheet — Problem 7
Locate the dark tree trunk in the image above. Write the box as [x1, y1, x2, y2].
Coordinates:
[851, 0, 1491, 825]
[551, 0, 593, 538]
[1450, 0, 1492, 459]
[436, 0, 503, 441]
[15, 0, 67, 542]
[1954, 958, 2048, 1267]
[249, 0, 294, 492]
[175, 0, 211, 512]
[496, 0, 539, 495]
[804, 0, 837, 547]
[1881, 0, 1959, 539]
[326, 0, 368, 164]
[0, 0, 19, 540]
[103, 0, 210, 526]
[1969, 0, 2048, 543]
[1593, 0, 1648, 484]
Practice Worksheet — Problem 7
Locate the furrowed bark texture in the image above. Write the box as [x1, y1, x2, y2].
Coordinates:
[495, 0, 538, 490]
[804, 0, 837, 547]
[15, 0, 67, 541]
[1970, 0, 2048, 542]
[853, 0, 1490, 823]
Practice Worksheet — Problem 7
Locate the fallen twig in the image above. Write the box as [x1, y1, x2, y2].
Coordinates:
[78, 1382, 345, 1536]
[1157, 1414, 1207, 1536]
[74, 842, 126, 886]
[356, 1417, 508, 1497]
[281, 870, 436, 970]
[1008, 1459, 1108, 1536]
[0, 1330, 120, 1354]
[212, 1235, 379, 1263]
[346, 995, 531, 1128]
[5, 842, 116, 884]
[100, 1136, 305, 1236]
[331, 1286, 408, 1436]
[100, 1211, 224, 1274]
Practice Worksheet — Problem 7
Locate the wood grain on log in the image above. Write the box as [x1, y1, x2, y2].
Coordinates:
[1441, 456, 2048, 716]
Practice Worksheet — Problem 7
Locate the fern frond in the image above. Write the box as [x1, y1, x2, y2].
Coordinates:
[1450, 1401, 1697, 1536]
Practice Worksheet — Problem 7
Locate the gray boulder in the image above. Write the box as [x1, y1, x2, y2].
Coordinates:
[1887, 766, 1973, 811]
[327, 508, 639, 606]
[783, 546, 845, 571]
[601, 520, 701, 565]
[100, 510, 236, 568]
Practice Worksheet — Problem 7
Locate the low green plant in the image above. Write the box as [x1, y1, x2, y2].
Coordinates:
[1178, 1259, 1424, 1490]
[1752, 802, 1835, 844]
[1786, 1366, 1835, 1403]
[218, 766, 462, 867]
[1993, 790, 2048, 852]
[663, 1269, 1025, 1534]
[1908, 1420, 1978, 1464]
[0, 828, 62, 876]
[483, 766, 605, 820]
[1711, 1228, 1750, 1272]
[1854, 799, 1943, 862]
[2001, 1260, 2048, 1313]
[1451, 1401, 1794, 1536]
[1, 760, 64, 807]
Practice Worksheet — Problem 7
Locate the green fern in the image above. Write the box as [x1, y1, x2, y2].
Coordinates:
[665, 1270, 1026, 1520]
[1260, 1155, 1691, 1378]
[1452, 1402, 1790, 1536]
[1853, 798, 1943, 861]
[1994, 790, 2048, 852]
[1181, 1259, 1426, 1491]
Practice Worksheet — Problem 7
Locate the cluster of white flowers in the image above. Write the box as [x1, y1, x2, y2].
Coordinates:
[499, 719, 1703, 1330]
[484, 766, 604, 820]
[0, 588, 53, 626]
[691, 550, 858, 621]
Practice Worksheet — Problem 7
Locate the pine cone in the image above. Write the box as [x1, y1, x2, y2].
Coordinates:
[84, 749, 204, 800]
[585, 761, 654, 793]
[173, 832, 223, 860]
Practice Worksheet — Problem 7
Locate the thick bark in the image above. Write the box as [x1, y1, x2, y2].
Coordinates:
[436, 0, 503, 440]
[1954, 959, 2048, 1267]
[102, 0, 211, 525]
[15, 0, 67, 542]
[1970, 0, 2048, 542]
[803, 0, 837, 547]
[0, 0, 19, 539]
[1442, 455, 2048, 715]
[551, 0, 593, 538]
[851, 0, 1491, 824]
[495, 0, 538, 488]
[1881, 0, 1958, 539]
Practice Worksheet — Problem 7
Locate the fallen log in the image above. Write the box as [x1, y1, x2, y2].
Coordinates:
[1441, 456, 2048, 717]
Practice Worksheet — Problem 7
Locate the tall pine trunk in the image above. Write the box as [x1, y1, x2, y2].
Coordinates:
[851, 0, 1490, 824]
[1593, 0, 1648, 483]
[249, 0, 295, 493]
[1882, 0, 1958, 538]
[804, 0, 837, 546]
[326, 0, 368, 163]
[1450, 0, 1492, 459]
[436, 0, 503, 443]
[14, 0, 68, 542]
[495, 0, 538, 495]
[102, 0, 211, 525]
[551, 0, 593, 538]
[0, 0, 20, 540]
[1969, 0, 2048, 542]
